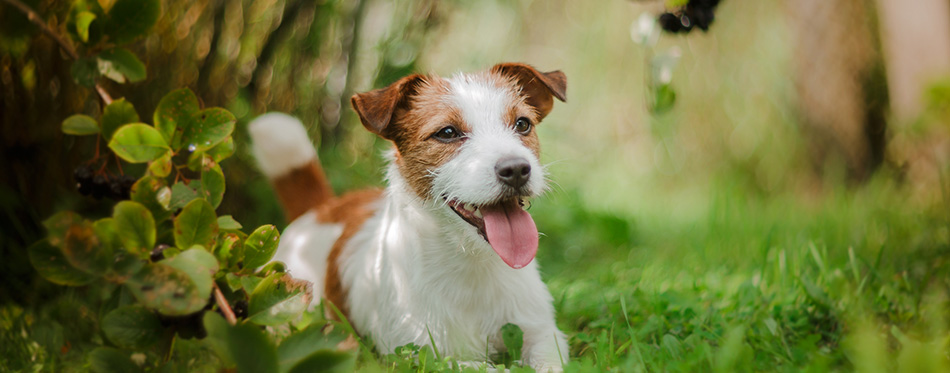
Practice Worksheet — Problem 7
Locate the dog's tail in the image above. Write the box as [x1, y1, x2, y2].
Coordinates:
[248, 113, 333, 221]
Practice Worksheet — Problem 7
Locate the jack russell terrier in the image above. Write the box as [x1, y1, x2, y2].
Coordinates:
[249, 63, 568, 370]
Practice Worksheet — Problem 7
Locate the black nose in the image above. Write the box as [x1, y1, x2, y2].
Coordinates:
[495, 157, 531, 188]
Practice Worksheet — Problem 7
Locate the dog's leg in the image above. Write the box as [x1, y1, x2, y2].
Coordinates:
[521, 324, 568, 373]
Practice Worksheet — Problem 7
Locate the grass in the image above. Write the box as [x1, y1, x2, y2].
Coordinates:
[524, 172, 950, 372]
[3, 169, 948, 372]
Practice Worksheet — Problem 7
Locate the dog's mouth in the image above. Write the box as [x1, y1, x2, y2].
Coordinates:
[445, 197, 538, 269]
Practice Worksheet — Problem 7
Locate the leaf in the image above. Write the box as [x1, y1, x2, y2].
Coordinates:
[62, 114, 99, 135]
[169, 181, 200, 211]
[88, 347, 139, 373]
[98, 48, 146, 83]
[71, 56, 99, 88]
[108, 123, 170, 163]
[130, 176, 172, 223]
[247, 273, 312, 326]
[243, 225, 280, 270]
[28, 239, 97, 286]
[207, 136, 235, 162]
[182, 108, 236, 152]
[174, 199, 218, 250]
[148, 150, 173, 177]
[75, 11, 97, 42]
[125, 263, 207, 315]
[201, 157, 225, 208]
[217, 216, 242, 231]
[113, 200, 156, 257]
[62, 219, 110, 273]
[101, 305, 163, 349]
[288, 350, 356, 373]
[163, 248, 219, 302]
[153, 88, 199, 147]
[203, 312, 279, 373]
[104, 0, 160, 45]
[651, 83, 676, 115]
[43, 211, 83, 249]
[501, 323, 524, 362]
[214, 234, 241, 271]
[278, 323, 349, 372]
[100, 98, 140, 142]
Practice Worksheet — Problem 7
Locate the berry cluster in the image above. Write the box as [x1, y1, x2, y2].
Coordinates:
[74, 165, 136, 200]
[658, 0, 720, 34]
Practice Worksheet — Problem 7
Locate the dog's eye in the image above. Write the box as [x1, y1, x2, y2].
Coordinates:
[514, 117, 532, 134]
[432, 126, 463, 142]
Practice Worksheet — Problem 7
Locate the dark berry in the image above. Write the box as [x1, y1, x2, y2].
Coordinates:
[74, 165, 94, 196]
[91, 175, 108, 199]
[659, 13, 682, 33]
[150, 244, 169, 262]
[232, 300, 248, 320]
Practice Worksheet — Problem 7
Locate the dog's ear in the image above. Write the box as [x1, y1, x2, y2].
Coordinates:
[491, 63, 567, 120]
[351, 74, 426, 139]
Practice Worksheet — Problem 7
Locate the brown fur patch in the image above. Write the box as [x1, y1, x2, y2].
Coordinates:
[272, 161, 334, 221]
[316, 188, 383, 322]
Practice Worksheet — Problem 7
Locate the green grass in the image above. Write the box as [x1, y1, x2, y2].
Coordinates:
[3, 169, 948, 372]
[525, 173, 950, 372]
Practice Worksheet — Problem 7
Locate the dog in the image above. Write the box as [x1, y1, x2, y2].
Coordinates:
[249, 63, 568, 371]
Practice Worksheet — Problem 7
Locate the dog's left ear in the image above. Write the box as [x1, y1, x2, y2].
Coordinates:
[492, 63, 567, 120]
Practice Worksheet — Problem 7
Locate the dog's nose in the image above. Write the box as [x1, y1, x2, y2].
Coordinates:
[495, 157, 531, 188]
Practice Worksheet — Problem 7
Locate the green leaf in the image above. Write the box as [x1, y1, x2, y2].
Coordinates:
[125, 262, 206, 315]
[214, 234, 241, 271]
[104, 0, 160, 45]
[203, 312, 279, 372]
[651, 83, 676, 115]
[43, 211, 83, 248]
[239, 276, 263, 295]
[98, 48, 146, 83]
[131, 176, 172, 223]
[501, 323, 524, 362]
[288, 350, 356, 373]
[101, 98, 140, 142]
[148, 150, 173, 177]
[62, 114, 99, 135]
[207, 136, 235, 162]
[28, 239, 97, 286]
[169, 181, 200, 211]
[70, 56, 99, 88]
[217, 216, 242, 231]
[278, 323, 350, 372]
[247, 273, 312, 326]
[182, 108, 236, 152]
[75, 11, 97, 42]
[243, 225, 280, 270]
[101, 305, 163, 349]
[153, 88, 199, 147]
[93, 217, 120, 260]
[200, 157, 225, 208]
[109, 123, 170, 163]
[63, 219, 110, 273]
[174, 199, 218, 250]
[113, 200, 156, 257]
[88, 347, 139, 373]
[163, 248, 219, 302]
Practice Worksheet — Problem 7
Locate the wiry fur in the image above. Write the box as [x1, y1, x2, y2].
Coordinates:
[251, 63, 568, 371]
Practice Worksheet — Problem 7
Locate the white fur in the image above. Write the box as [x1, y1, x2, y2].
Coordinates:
[249, 112, 317, 178]
[271, 211, 343, 300]
[270, 72, 567, 371]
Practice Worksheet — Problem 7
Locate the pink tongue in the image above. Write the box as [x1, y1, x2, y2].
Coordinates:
[481, 201, 538, 269]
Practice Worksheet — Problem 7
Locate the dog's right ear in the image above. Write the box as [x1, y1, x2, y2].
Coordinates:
[351, 74, 426, 139]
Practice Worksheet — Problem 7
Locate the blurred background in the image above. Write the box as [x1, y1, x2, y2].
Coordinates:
[2, 0, 950, 368]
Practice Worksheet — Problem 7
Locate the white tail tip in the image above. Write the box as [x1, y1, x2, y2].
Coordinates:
[249, 112, 317, 179]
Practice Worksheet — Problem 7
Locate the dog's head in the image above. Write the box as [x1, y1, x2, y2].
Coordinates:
[351, 63, 566, 269]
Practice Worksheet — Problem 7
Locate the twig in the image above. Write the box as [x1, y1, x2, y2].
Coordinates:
[212, 283, 237, 325]
[2, 0, 113, 105]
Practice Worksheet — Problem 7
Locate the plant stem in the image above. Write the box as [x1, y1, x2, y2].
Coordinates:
[2, 0, 113, 105]
[213, 283, 237, 325]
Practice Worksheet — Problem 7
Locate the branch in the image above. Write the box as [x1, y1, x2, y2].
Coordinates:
[2, 0, 113, 104]
[213, 282, 238, 325]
